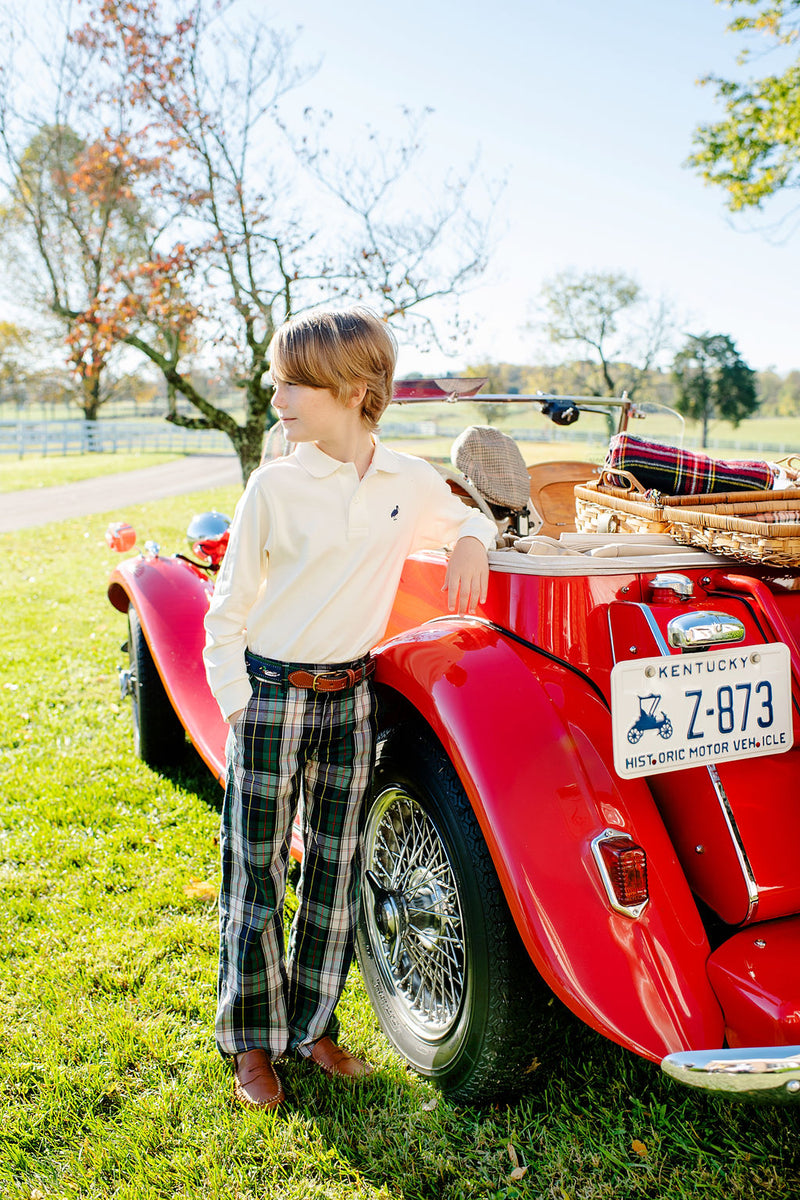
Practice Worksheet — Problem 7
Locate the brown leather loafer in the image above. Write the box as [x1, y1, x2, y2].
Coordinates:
[305, 1036, 374, 1080]
[233, 1049, 285, 1109]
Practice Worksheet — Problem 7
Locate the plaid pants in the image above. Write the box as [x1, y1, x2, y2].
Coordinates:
[215, 653, 377, 1059]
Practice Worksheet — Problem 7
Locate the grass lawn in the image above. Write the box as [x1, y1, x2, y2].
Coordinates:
[0, 453, 186, 493]
[2, 492, 800, 1199]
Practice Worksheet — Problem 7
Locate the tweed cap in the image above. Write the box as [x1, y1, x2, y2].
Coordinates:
[451, 425, 531, 511]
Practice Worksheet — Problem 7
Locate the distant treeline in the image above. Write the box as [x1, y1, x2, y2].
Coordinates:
[460, 361, 800, 418]
[4, 359, 800, 422]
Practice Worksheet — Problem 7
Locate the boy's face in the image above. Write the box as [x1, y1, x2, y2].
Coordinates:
[271, 379, 366, 448]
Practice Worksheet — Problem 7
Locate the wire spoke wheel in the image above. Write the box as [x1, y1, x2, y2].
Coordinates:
[363, 787, 465, 1037]
[356, 726, 543, 1104]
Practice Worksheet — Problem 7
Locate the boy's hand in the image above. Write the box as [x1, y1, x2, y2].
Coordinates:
[443, 536, 489, 614]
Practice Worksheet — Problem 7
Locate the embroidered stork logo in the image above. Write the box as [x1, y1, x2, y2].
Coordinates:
[390, 505, 399, 521]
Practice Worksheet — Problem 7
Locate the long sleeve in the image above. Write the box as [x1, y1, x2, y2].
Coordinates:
[203, 477, 271, 720]
[414, 466, 497, 554]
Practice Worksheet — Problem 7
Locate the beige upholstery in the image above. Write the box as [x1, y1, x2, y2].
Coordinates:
[489, 533, 727, 577]
[526, 460, 600, 537]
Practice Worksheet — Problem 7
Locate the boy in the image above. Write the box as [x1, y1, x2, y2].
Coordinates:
[203, 307, 497, 1109]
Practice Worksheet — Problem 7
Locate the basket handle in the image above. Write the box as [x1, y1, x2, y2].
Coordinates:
[774, 454, 800, 479]
[598, 468, 648, 495]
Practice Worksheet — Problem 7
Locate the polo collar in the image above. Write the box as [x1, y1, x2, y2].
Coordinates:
[293, 441, 342, 477]
[293, 438, 402, 478]
[369, 440, 402, 474]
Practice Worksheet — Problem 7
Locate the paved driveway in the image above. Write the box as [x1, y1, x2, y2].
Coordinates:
[0, 455, 242, 532]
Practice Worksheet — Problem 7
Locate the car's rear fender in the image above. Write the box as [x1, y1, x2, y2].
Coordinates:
[108, 555, 227, 781]
[373, 616, 725, 1062]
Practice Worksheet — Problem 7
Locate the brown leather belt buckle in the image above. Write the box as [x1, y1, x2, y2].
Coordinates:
[311, 670, 352, 693]
[286, 659, 374, 692]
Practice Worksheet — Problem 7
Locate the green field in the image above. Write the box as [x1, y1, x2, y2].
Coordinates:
[384, 405, 800, 456]
[2, 494, 800, 1199]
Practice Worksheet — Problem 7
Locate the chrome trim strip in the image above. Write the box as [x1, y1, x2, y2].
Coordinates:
[630, 602, 671, 655]
[705, 762, 760, 921]
[662, 1045, 800, 1103]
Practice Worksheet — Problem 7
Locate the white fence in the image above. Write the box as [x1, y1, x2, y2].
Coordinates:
[0, 417, 795, 459]
[0, 419, 232, 457]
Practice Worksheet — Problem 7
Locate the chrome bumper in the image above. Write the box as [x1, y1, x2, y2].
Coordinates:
[661, 1046, 800, 1102]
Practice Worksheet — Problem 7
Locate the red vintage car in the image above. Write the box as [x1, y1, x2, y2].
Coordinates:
[107, 388, 800, 1105]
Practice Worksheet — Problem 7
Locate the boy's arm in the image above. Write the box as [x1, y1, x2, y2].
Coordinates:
[418, 468, 498, 550]
[411, 465, 495, 614]
[443, 535, 490, 614]
[203, 477, 269, 721]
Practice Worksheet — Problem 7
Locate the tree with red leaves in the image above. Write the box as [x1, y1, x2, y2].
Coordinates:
[0, 0, 492, 477]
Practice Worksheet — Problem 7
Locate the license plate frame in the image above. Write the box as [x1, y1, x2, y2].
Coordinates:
[611, 642, 793, 778]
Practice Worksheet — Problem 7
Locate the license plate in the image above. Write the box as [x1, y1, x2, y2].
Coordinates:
[611, 642, 793, 778]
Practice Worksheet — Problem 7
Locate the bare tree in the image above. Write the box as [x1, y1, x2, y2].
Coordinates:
[539, 269, 677, 401]
[0, 0, 495, 478]
[0, 2, 160, 419]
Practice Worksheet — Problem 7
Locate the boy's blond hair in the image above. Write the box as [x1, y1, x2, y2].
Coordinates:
[269, 307, 397, 430]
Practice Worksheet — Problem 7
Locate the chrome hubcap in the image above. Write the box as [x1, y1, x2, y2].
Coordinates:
[362, 787, 465, 1038]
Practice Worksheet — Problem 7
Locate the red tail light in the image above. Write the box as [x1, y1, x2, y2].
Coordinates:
[105, 521, 136, 552]
[592, 831, 649, 915]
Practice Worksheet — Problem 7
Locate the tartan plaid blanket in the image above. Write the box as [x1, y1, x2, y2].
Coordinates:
[604, 434, 776, 495]
[751, 510, 800, 524]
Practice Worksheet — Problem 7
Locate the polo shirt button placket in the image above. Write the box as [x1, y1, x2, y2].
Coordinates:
[348, 488, 369, 538]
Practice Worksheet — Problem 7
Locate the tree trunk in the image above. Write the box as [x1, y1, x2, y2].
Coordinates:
[80, 374, 102, 422]
[228, 414, 280, 483]
[702, 407, 710, 450]
[233, 427, 265, 482]
[598, 356, 618, 439]
[123, 333, 278, 484]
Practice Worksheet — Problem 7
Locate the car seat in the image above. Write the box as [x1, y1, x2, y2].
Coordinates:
[526, 460, 601, 537]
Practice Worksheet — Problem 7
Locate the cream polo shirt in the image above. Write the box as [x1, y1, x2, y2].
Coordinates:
[203, 439, 497, 719]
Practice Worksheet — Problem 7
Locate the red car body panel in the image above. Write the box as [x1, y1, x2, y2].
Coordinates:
[374, 617, 725, 1062]
[707, 918, 800, 1047]
[109, 557, 227, 782]
[651, 752, 800, 927]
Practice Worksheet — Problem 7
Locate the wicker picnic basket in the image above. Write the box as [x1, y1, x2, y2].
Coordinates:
[665, 494, 800, 567]
[574, 471, 673, 535]
[574, 470, 800, 567]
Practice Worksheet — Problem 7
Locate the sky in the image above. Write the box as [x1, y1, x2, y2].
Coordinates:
[268, 0, 800, 378]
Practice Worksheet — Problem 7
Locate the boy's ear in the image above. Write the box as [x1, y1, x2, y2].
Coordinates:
[346, 382, 368, 410]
